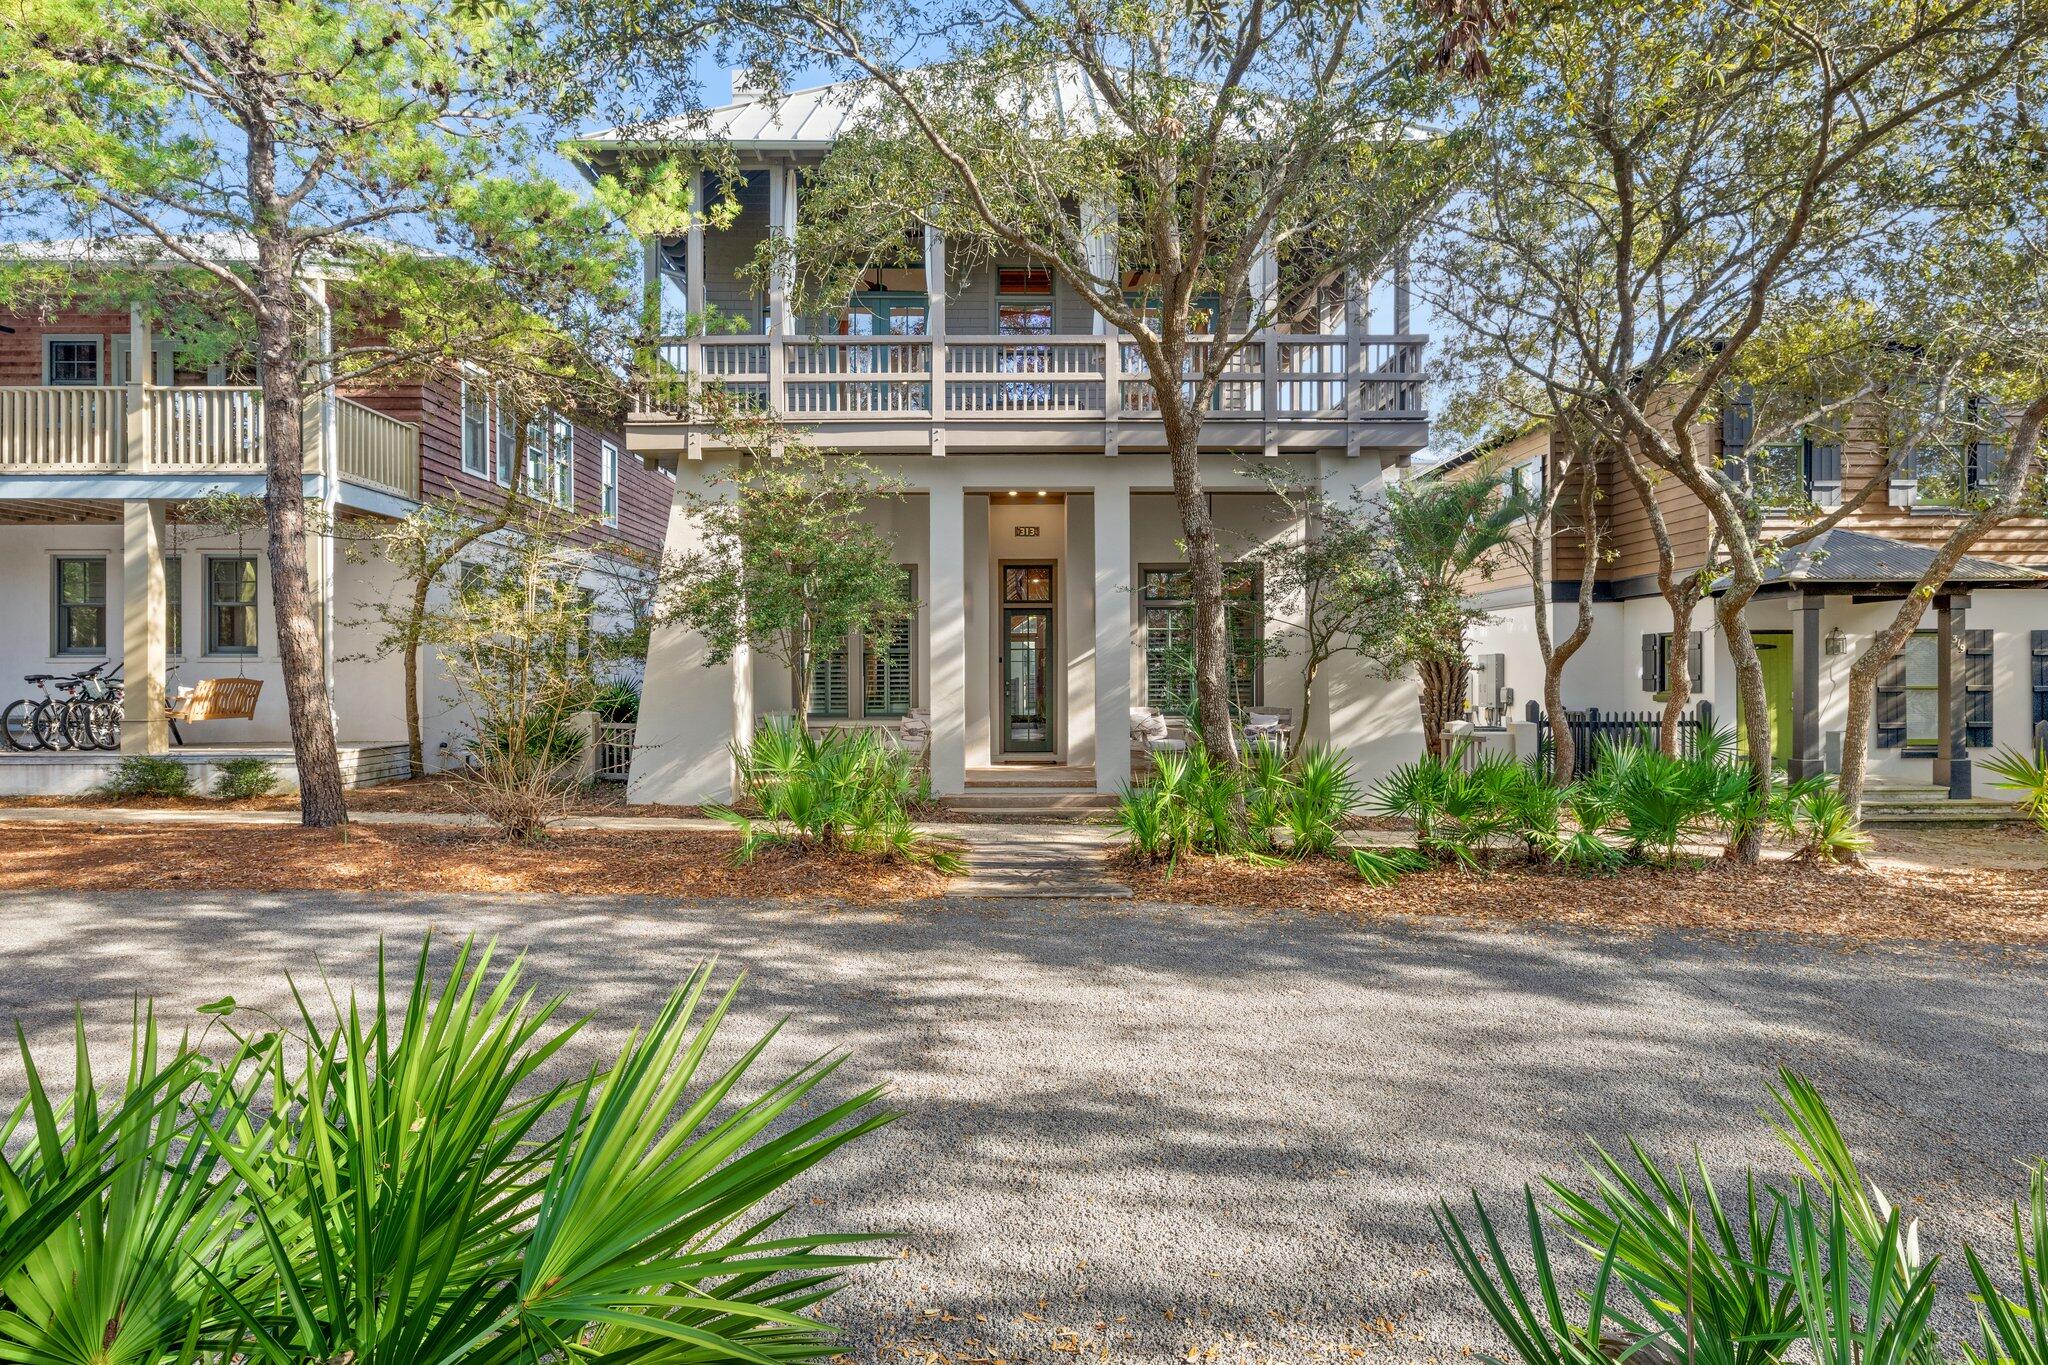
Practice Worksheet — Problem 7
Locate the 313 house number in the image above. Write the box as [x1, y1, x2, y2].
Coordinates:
[1014, 525, 1040, 537]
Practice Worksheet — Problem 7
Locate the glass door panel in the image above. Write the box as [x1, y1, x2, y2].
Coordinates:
[1003, 608, 1054, 754]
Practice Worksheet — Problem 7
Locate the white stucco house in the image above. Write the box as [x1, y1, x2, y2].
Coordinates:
[573, 74, 1436, 807]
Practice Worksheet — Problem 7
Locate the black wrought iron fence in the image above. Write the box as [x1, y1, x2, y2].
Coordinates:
[1528, 700, 1716, 777]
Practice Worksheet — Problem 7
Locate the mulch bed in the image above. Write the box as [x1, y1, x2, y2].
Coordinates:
[0, 822, 949, 901]
[1115, 851, 2048, 947]
[0, 777, 711, 819]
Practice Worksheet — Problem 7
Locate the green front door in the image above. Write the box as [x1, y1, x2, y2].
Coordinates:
[1742, 632, 1795, 764]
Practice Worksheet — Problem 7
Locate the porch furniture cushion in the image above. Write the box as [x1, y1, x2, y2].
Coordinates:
[166, 677, 263, 724]
[1130, 707, 1169, 743]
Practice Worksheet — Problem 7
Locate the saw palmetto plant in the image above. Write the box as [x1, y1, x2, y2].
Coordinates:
[0, 937, 894, 1364]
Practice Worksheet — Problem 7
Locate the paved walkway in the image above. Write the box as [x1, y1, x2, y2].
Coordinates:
[0, 891, 2038, 1362]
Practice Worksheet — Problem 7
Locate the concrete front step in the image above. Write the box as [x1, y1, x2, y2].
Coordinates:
[943, 790, 1116, 813]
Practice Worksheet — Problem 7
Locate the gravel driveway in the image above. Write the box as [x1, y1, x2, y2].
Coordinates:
[1, 890, 2043, 1363]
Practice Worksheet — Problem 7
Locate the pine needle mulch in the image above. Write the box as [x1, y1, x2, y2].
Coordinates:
[0, 822, 951, 902]
[1116, 851, 2048, 948]
[0, 777, 710, 819]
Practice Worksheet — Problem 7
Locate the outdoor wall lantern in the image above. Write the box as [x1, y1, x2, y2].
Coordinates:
[1824, 627, 1848, 657]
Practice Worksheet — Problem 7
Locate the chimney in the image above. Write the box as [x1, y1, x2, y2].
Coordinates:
[729, 67, 767, 103]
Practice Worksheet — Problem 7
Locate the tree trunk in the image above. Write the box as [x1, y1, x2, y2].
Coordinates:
[1292, 649, 1327, 762]
[1418, 656, 1467, 759]
[252, 236, 347, 827]
[1613, 444, 1696, 755]
[1717, 582, 1770, 861]
[1160, 400, 1239, 768]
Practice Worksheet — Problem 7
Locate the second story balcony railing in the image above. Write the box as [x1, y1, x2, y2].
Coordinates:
[0, 385, 420, 498]
[637, 332, 1427, 426]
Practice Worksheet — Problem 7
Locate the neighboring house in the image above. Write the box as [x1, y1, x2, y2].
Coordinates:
[572, 72, 1432, 805]
[1441, 410, 2048, 800]
[0, 246, 669, 790]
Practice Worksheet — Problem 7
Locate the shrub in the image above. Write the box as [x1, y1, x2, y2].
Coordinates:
[211, 755, 277, 800]
[591, 676, 641, 724]
[94, 753, 191, 799]
[1986, 744, 2048, 833]
[713, 718, 959, 870]
[1113, 744, 1362, 865]
[1435, 1070, 2023, 1365]
[0, 936, 892, 1362]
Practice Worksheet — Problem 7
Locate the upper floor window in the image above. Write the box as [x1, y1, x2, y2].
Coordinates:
[494, 397, 517, 487]
[997, 267, 1054, 336]
[550, 415, 575, 508]
[461, 380, 491, 478]
[1124, 291, 1220, 334]
[1506, 455, 1544, 503]
[600, 440, 619, 525]
[44, 337, 102, 386]
[838, 293, 928, 336]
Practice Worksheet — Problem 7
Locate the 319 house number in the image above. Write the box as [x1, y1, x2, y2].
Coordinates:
[1014, 525, 1040, 537]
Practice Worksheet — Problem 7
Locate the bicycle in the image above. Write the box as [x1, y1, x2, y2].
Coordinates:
[1, 664, 121, 752]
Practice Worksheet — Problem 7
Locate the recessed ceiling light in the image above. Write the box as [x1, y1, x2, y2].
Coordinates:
[1036, 489, 1047, 496]
[1007, 490, 1018, 497]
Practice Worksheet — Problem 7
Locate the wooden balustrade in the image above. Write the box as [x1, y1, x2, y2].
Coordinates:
[636, 332, 1426, 427]
[335, 397, 421, 498]
[0, 387, 125, 469]
[0, 384, 423, 499]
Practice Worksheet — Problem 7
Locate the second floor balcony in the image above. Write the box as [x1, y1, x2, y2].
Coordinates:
[0, 383, 421, 499]
[633, 330, 1426, 456]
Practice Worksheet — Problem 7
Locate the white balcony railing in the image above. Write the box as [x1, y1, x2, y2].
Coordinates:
[0, 385, 419, 498]
[641, 332, 1426, 426]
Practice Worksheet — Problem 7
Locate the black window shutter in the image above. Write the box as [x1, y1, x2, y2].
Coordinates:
[1721, 392, 1754, 460]
[1875, 649, 1908, 749]
[1965, 629, 1994, 748]
[1809, 440, 1841, 486]
[1641, 633, 1661, 692]
[2033, 631, 2048, 743]
[1687, 631, 1705, 691]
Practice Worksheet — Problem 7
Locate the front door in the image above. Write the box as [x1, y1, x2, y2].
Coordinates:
[1003, 608, 1055, 754]
[1742, 632, 1795, 764]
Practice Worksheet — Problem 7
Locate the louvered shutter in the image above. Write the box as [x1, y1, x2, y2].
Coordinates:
[2033, 631, 2048, 745]
[1720, 392, 1754, 463]
[808, 639, 849, 718]
[1687, 631, 1705, 691]
[1641, 633, 1662, 692]
[1808, 438, 1842, 505]
[1965, 629, 1993, 748]
[1875, 649, 1908, 749]
[864, 619, 913, 716]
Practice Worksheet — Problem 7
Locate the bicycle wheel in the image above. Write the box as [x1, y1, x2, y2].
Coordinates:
[30, 699, 73, 751]
[1, 699, 42, 752]
[88, 700, 121, 750]
[64, 701, 101, 751]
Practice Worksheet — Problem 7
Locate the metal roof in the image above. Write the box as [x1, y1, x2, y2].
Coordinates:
[1726, 527, 2048, 591]
[578, 65, 1115, 154]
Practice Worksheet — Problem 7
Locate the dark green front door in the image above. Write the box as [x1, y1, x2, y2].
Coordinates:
[1003, 608, 1054, 754]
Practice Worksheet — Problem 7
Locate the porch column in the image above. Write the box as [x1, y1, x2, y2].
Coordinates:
[1787, 592, 1825, 780]
[125, 305, 151, 471]
[1935, 592, 1973, 799]
[120, 499, 169, 753]
[928, 484, 968, 794]
[1093, 477, 1132, 793]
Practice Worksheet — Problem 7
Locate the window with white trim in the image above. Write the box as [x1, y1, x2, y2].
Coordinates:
[551, 415, 575, 508]
[460, 380, 491, 477]
[494, 396, 517, 486]
[600, 441, 619, 525]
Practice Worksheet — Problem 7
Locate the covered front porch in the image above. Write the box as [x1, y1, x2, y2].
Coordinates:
[1736, 529, 2048, 799]
[0, 741, 410, 797]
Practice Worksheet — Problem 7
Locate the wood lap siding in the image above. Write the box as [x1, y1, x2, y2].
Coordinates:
[388, 372, 670, 557]
[0, 312, 126, 382]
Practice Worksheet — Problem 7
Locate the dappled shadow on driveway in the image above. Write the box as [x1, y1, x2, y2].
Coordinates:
[0, 889, 2042, 1362]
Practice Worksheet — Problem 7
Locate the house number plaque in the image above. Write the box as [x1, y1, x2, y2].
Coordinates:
[1014, 525, 1040, 537]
